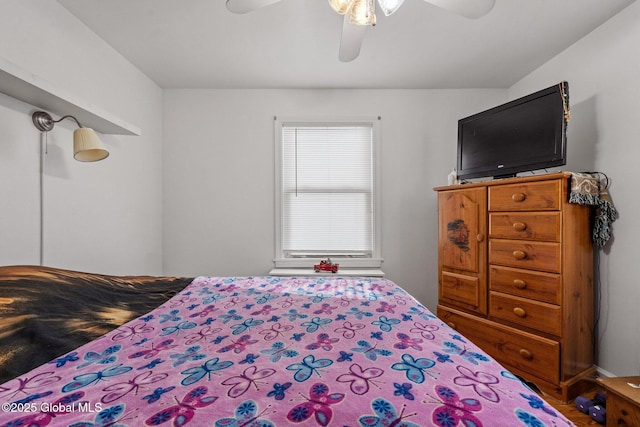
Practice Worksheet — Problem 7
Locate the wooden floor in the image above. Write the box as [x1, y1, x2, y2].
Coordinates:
[544, 382, 605, 426]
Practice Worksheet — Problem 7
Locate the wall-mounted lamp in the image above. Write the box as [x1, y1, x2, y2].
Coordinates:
[32, 111, 109, 161]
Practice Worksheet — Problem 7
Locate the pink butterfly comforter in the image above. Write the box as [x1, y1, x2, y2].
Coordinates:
[0, 276, 572, 426]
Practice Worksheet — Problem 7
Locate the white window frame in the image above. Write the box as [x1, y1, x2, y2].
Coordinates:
[273, 117, 383, 270]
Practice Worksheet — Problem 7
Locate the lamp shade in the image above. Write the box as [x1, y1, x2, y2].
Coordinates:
[329, 0, 355, 14]
[73, 128, 109, 162]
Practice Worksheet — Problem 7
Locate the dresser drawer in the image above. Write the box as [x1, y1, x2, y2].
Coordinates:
[490, 292, 561, 336]
[490, 265, 561, 304]
[489, 180, 561, 211]
[489, 212, 561, 241]
[437, 305, 560, 384]
[440, 271, 484, 314]
[489, 239, 561, 273]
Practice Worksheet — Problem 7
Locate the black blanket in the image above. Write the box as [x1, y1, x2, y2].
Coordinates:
[0, 265, 192, 384]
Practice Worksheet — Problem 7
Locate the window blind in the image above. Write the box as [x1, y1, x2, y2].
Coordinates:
[281, 125, 373, 256]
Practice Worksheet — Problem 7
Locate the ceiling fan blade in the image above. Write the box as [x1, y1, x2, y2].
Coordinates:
[339, 15, 367, 62]
[226, 0, 282, 14]
[423, 0, 495, 19]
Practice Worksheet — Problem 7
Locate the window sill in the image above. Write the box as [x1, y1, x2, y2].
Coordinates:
[268, 268, 385, 278]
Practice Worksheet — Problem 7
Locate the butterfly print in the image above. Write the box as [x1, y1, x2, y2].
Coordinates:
[101, 370, 169, 403]
[62, 364, 133, 392]
[250, 304, 273, 316]
[391, 354, 436, 384]
[258, 322, 294, 341]
[137, 359, 164, 370]
[260, 341, 299, 362]
[394, 333, 423, 351]
[221, 365, 276, 398]
[358, 398, 420, 427]
[112, 323, 154, 341]
[11, 391, 53, 405]
[347, 307, 373, 320]
[189, 305, 218, 318]
[300, 317, 332, 333]
[371, 315, 401, 332]
[49, 352, 79, 368]
[2, 391, 84, 427]
[143, 386, 176, 404]
[70, 403, 135, 426]
[239, 353, 259, 364]
[223, 296, 249, 309]
[128, 339, 178, 359]
[170, 346, 206, 367]
[310, 293, 332, 304]
[334, 321, 365, 339]
[133, 338, 150, 346]
[313, 303, 337, 315]
[267, 382, 292, 401]
[219, 310, 243, 324]
[433, 352, 454, 364]
[214, 400, 275, 427]
[287, 383, 345, 427]
[336, 351, 353, 362]
[429, 385, 483, 427]
[393, 382, 415, 400]
[282, 309, 308, 321]
[336, 363, 383, 395]
[145, 386, 218, 426]
[218, 335, 258, 354]
[158, 309, 181, 323]
[520, 393, 558, 417]
[180, 357, 234, 386]
[453, 365, 501, 403]
[184, 326, 222, 345]
[160, 321, 197, 336]
[230, 318, 264, 335]
[375, 301, 396, 313]
[306, 333, 339, 351]
[442, 341, 490, 365]
[76, 345, 122, 369]
[409, 321, 440, 340]
[351, 340, 393, 362]
[286, 355, 334, 382]
[256, 293, 279, 304]
[0, 371, 61, 400]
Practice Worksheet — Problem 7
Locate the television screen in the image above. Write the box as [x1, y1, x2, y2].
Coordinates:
[457, 82, 569, 180]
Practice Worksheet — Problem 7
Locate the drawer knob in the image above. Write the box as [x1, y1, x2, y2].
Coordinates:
[513, 307, 527, 318]
[519, 349, 533, 360]
[512, 222, 527, 232]
[512, 192, 526, 202]
[513, 279, 527, 289]
[512, 250, 527, 260]
[476, 234, 484, 242]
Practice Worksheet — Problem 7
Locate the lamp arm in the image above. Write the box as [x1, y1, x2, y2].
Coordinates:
[52, 115, 84, 128]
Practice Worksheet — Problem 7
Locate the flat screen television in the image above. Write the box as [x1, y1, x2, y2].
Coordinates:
[456, 81, 569, 180]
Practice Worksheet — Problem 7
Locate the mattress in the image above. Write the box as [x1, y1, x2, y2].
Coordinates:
[0, 272, 573, 426]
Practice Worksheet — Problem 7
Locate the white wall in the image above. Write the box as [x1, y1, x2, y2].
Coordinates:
[0, 0, 164, 275]
[162, 89, 505, 307]
[510, 2, 640, 376]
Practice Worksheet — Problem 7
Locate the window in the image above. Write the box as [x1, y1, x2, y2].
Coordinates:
[274, 118, 382, 270]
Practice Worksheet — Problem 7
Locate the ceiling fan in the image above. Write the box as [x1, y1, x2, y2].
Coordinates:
[225, 0, 496, 62]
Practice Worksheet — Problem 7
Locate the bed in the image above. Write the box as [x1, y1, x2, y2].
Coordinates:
[0, 266, 573, 426]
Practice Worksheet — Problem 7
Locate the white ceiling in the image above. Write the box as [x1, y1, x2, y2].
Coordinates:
[57, 0, 635, 89]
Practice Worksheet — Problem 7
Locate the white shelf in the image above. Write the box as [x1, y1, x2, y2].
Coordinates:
[269, 268, 385, 277]
[0, 56, 140, 136]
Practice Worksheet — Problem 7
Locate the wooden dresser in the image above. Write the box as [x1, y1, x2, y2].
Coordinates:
[434, 172, 594, 402]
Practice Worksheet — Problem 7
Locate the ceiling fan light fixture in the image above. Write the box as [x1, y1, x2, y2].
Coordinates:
[350, 0, 376, 26]
[377, 0, 405, 16]
[328, 0, 355, 15]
